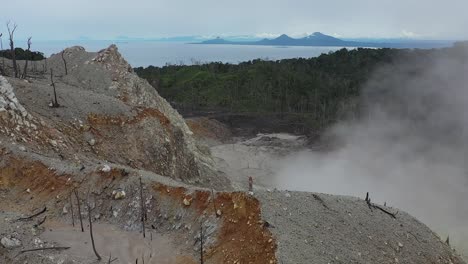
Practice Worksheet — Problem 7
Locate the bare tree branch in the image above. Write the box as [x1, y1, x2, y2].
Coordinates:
[15, 207, 47, 221]
[6, 21, 18, 78]
[34, 216, 47, 228]
[19, 246, 70, 254]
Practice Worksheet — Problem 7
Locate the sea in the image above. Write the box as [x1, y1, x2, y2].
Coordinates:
[30, 40, 350, 67]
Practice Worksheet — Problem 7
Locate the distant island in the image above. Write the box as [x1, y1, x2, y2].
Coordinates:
[195, 32, 454, 49]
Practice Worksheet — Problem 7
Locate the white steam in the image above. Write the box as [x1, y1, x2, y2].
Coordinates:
[273, 46, 468, 255]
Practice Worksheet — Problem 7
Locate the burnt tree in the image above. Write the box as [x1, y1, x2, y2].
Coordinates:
[69, 192, 75, 227]
[87, 200, 101, 260]
[50, 68, 60, 107]
[200, 222, 204, 264]
[6, 22, 18, 77]
[21, 37, 32, 79]
[61, 50, 68, 75]
[139, 177, 146, 238]
[0, 33, 3, 74]
[74, 189, 84, 232]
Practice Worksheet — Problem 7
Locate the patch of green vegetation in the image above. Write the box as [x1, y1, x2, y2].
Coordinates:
[0, 48, 45, 61]
[134, 47, 450, 130]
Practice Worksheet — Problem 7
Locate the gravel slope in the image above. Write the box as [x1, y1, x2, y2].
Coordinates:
[256, 190, 464, 264]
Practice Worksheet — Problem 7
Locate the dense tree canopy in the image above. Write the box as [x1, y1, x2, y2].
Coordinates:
[135, 48, 403, 129]
[0, 48, 45, 61]
[135, 46, 463, 131]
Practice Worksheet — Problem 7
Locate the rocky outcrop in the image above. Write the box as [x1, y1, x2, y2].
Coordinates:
[2, 46, 227, 187]
[0, 76, 41, 145]
[0, 76, 35, 128]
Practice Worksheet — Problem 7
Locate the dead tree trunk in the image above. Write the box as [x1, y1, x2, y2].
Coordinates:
[61, 51, 68, 75]
[0, 33, 4, 75]
[6, 22, 18, 78]
[69, 192, 75, 227]
[87, 201, 101, 260]
[50, 68, 59, 107]
[200, 222, 204, 264]
[22, 37, 31, 79]
[74, 189, 84, 232]
[139, 177, 146, 238]
[211, 189, 219, 217]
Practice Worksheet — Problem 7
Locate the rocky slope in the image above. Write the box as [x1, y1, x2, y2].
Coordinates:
[0, 47, 465, 264]
[3, 45, 228, 187]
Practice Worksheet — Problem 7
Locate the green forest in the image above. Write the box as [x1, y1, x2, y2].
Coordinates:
[135, 46, 461, 131]
[0, 48, 45, 61]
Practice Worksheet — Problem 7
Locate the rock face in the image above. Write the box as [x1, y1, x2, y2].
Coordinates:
[54, 45, 220, 183]
[1, 45, 228, 187]
[0, 76, 37, 131]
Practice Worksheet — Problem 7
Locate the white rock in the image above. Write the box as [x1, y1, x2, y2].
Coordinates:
[49, 140, 58, 147]
[33, 237, 43, 247]
[19, 146, 26, 152]
[101, 164, 111, 172]
[62, 205, 68, 215]
[88, 138, 96, 146]
[112, 189, 126, 200]
[183, 197, 192, 206]
[1, 237, 21, 248]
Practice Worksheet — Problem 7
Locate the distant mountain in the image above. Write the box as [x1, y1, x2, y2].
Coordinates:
[200, 37, 232, 44]
[196, 32, 455, 49]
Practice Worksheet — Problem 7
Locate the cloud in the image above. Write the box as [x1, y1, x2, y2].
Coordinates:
[0, 0, 467, 40]
[255, 33, 281, 39]
[400, 29, 420, 38]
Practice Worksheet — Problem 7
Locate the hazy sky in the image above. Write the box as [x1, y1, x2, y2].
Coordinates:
[1, 0, 468, 40]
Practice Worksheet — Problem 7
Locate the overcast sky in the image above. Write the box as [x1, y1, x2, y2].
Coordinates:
[1, 0, 468, 41]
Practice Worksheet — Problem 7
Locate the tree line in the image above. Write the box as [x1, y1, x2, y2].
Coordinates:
[135, 48, 402, 130]
[135, 44, 468, 131]
[0, 47, 45, 61]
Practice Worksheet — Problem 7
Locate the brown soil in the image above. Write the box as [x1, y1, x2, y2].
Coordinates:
[0, 155, 275, 263]
[186, 117, 232, 142]
[88, 107, 172, 130]
[0, 157, 74, 211]
[154, 183, 277, 264]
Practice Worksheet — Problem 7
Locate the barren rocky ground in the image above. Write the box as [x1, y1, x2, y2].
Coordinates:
[0, 46, 464, 263]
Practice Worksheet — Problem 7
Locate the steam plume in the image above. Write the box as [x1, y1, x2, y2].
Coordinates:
[274, 45, 468, 255]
